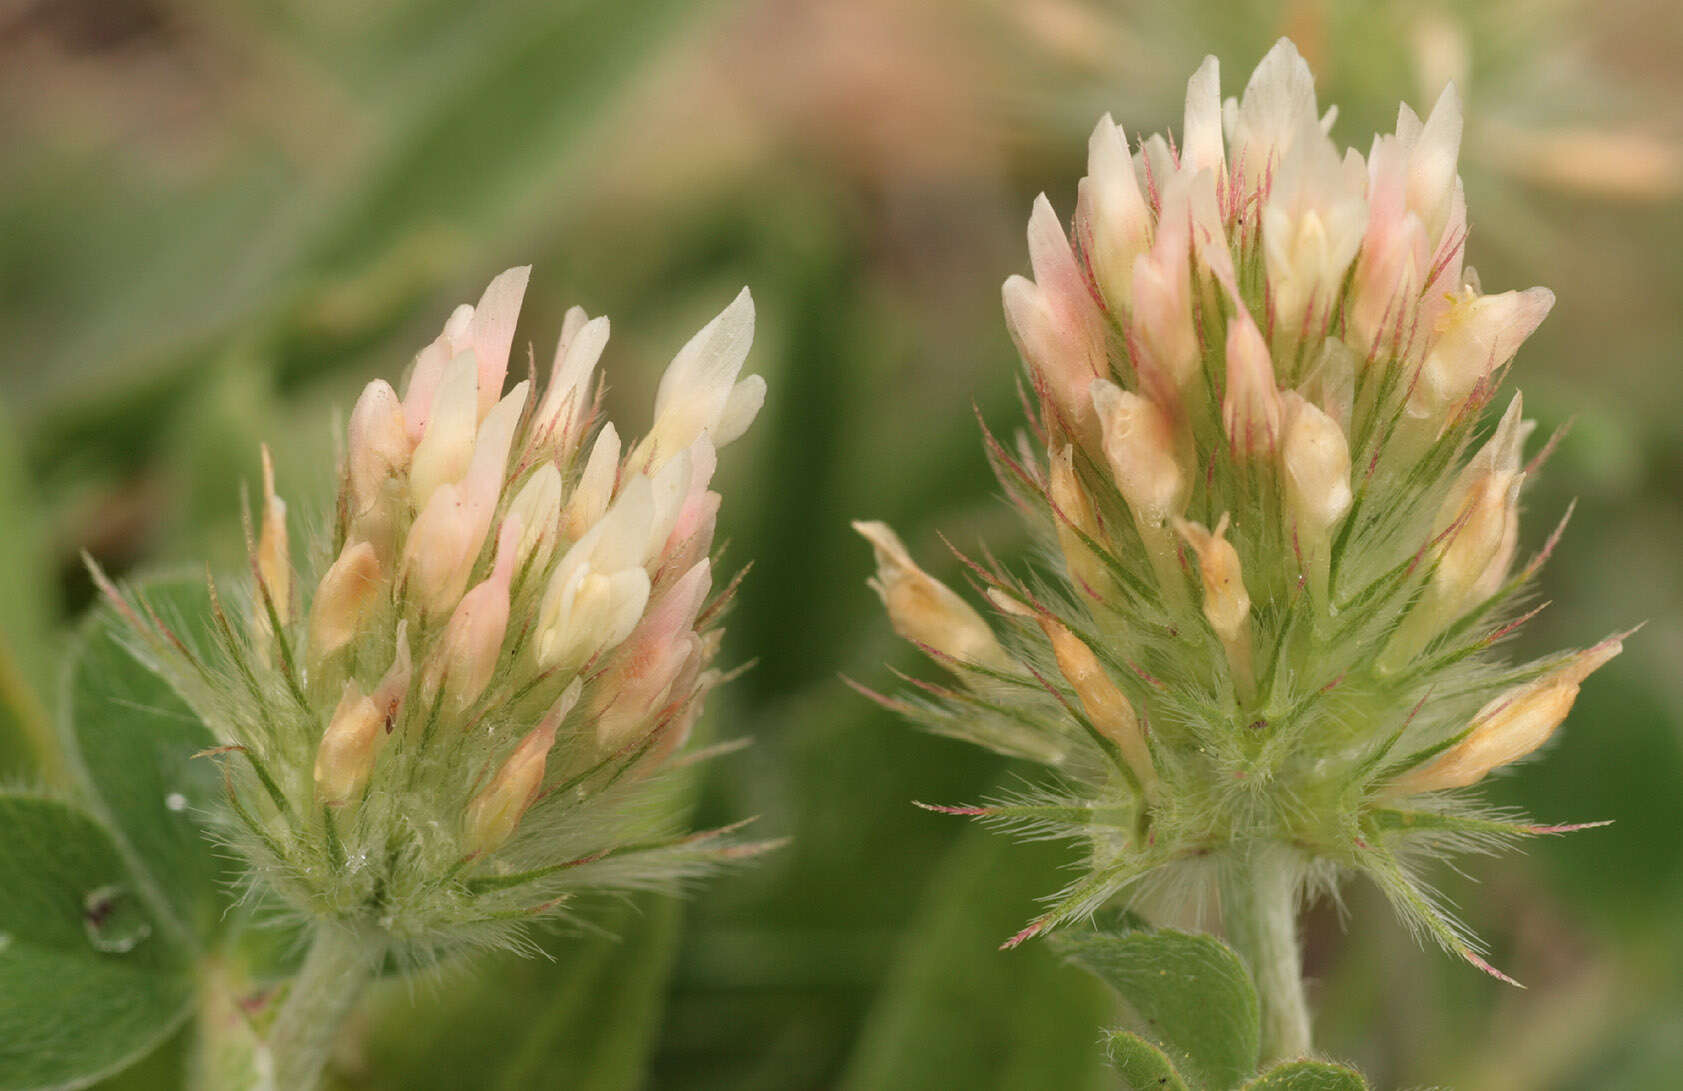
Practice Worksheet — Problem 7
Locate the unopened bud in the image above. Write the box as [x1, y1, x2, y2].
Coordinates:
[1389, 639, 1621, 795]
[257, 445, 291, 626]
[853, 520, 1010, 674]
[1223, 310, 1283, 457]
[1129, 188, 1199, 399]
[308, 541, 383, 662]
[1280, 391, 1353, 537]
[992, 594, 1155, 791]
[314, 681, 386, 806]
[1091, 380, 1185, 526]
[468, 266, 530, 420]
[461, 703, 565, 857]
[346, 379, 409, 517]
[1175, 514, 1255, 696]
[1047, 444, 1112, 598]
[1079, 115, 1152, 311]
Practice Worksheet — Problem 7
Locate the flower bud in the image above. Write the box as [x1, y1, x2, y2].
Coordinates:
[1091, 380, 1186, 526]
[308, 541, 383, 663]
[1280, 391, 1353, 537]
[314, 681, 386, 806]
[402, 484, 478, 616]
[853, 520, 1010, 674]
[1047, 443, 1111, 598]
[1079, 114, 1152, 311]
[1389, 639, 1621, 796]
[999, 597, 1153, 791]
[634, 288, 761, 470]
[461, 700, 568, 857]
[257, 445, 291, 626]
[1175, 514, 1255, 696]
[347, 380, 409, 517]
[1223, 309, 1283, 457]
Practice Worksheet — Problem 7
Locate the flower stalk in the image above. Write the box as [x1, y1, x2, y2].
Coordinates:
[1220, 848, 1311, 1065]
[267, 924, 386, 1091]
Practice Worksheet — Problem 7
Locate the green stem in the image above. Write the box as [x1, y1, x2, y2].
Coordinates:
[1220, 848, 1312, 1064]
[268, 923, 385, 1090]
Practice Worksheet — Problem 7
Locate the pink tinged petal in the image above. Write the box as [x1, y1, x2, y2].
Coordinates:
[424, 518, 519, 710]
[590, 561, 713, 748]
[404, 303, 472, 444]
[1182, 55, 1225, 180]
[645, 445, 697, 567]
[403, 484, 478, 615]
[1222, 309, 1283, 456]
[409, 352, 480, 510]
[663, 436, 719, 564]
[1081, 114, 1152, 310]
[1004, 195, 1107, 438]
[1129, 175, 1198, 399]
[1186, 167, 1235, 290]
[470, 266, 531, 420]
[347, 379, 409, 516]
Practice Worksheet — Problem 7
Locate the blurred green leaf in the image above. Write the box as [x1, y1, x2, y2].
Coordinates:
[0, 397, 59, 783]
[1053, 918, 1261, 1091]
[1104, 1030, 1190, 1091]
[1240, 1059, 1368, 1090]
[344, 895, 683, 1090]
[61, 576, 234, 949]
[837, 825, 1116, 1091]
[0, 794, 193, 1090]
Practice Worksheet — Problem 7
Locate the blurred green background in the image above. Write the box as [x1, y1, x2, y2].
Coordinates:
[3, 0, 1681, 1087]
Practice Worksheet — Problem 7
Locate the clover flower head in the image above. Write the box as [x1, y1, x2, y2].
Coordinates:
[857, 40, 1623, 976]
[101, 268, 769, 955]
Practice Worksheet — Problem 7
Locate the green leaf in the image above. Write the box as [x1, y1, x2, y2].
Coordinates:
[1240, 1059, 1369, 1090]
[837, 825, 1116, 1091]
[1104, 1030, 1190, 1090]
[1052, 919, 1261, 1090]
[62, 576, 235, 949]
[0, 794, 193, 1090]
[344, 895, 684, 1091]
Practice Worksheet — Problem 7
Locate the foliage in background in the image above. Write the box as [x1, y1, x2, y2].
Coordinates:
[2, 0, 1680, 1088]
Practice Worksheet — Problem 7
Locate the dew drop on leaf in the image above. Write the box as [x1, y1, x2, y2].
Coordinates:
[81, 885, 152, 954]
[164, 792, 188, 812]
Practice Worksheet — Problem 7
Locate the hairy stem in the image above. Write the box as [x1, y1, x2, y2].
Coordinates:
[1221, 848, 1312, 1064]
[268, 923, 385, 1090]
